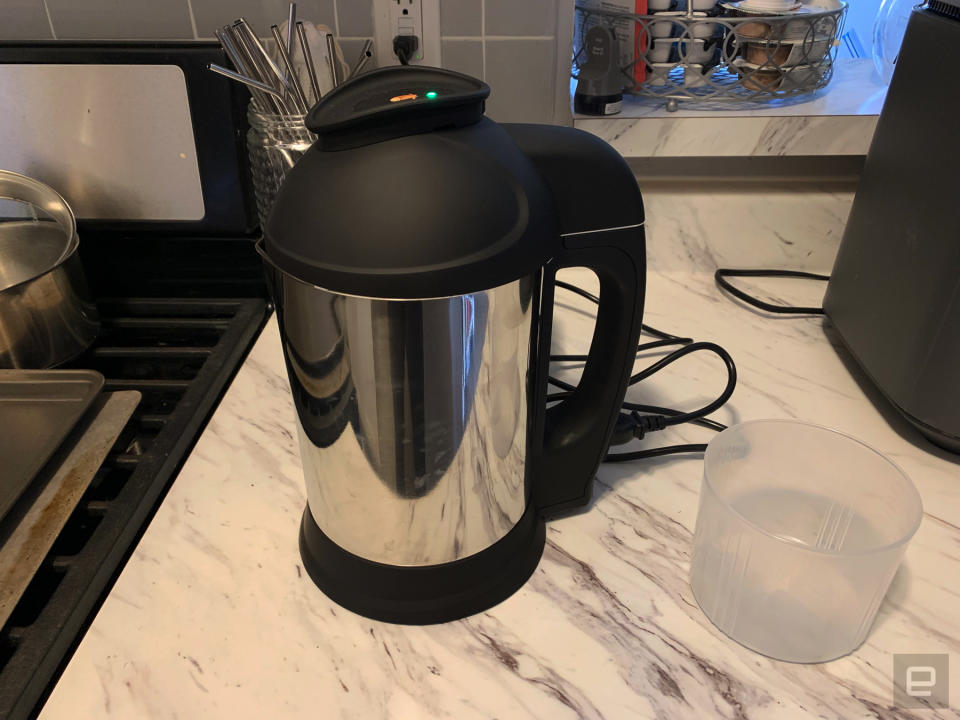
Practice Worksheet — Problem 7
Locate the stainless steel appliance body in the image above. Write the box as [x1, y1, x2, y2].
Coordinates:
[276, 270, 537, 566]
[0, 170, 99, 369]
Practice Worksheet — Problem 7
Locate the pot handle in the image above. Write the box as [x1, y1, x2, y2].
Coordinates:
[533, 229, 646, 515]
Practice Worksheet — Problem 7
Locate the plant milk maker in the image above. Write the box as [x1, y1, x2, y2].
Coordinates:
[260, 66, 645, 623]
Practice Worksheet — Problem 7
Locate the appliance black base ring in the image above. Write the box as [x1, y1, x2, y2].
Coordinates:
[901, 404, 960, 454]
[299, 501, 545, 624]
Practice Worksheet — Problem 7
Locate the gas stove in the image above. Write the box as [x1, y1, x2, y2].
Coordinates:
[0, 43, 269, 718]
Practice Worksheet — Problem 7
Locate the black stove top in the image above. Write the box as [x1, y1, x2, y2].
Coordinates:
[0, 295, 266, 719]
[0, 41, 272, 719]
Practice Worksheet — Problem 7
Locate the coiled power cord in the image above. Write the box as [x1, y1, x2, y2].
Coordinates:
[548, 280, 737, 462]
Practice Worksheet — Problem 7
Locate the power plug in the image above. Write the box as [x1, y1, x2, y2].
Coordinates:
[393, 34, 419, 65]
[373, 0, 440, 66]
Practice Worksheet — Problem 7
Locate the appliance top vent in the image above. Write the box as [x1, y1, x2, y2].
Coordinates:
[928, 0, 960, 18]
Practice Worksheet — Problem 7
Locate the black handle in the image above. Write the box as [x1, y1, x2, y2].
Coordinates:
[534, 227, 646, 515]
[498, 124, 646, 515]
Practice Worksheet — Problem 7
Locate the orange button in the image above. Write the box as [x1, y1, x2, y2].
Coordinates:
[389, 93, 418, 103]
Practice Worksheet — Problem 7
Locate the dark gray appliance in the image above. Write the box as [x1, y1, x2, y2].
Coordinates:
[823, 3, 960, 453]
[260, 66, 646, 624]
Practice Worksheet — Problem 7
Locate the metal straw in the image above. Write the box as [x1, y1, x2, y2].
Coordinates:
[215, 28, 273, 112]
[231, 21, 289, 113]
[271, 24, 309, 112]
[286, 2, 297, 70]
[236, 19, 292, 103]
[230, 26, 287, 113]
[325, 33, 340, 88]
[207, 63, 287, 100]
[210, 13, 331, 115]
[215, 26, 244, 71]
[296, 21, 322, 102]
[348, 39, 374, 80]
[222, 24, 256, 79]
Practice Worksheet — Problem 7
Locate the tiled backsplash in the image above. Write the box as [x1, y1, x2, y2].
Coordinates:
[2, 0, 573, 124]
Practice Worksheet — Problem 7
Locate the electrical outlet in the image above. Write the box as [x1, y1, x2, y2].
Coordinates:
[373, 0, 441, 67]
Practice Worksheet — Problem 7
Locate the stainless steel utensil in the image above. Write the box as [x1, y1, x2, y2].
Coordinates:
[236, 18, 290, 96]
[227, 23, 287, 114]
[286, 2, 298, 74]
[234, 19, 294, 113]
[211, 13, 338, 112]
[296, 21, 322, 102]
[216, 27, 275, 112]
[271, 24, 309, 112]
[0, 170, 99, 369]
[325, 33, 340, 87]
[208, 63, 286, 100]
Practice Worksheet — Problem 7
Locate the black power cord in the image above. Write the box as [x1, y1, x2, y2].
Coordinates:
[714, 268, 830, 315]
[549, 282, 738, 462]
[604, 444, 710, 462]
[555, 280, 690, 344]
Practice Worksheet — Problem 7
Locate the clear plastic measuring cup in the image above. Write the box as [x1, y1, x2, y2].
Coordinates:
[690, 420, 922, 663]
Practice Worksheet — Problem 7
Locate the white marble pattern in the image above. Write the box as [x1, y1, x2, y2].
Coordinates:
[642, 181, 855, 272]
[576, 114, 878, 157]
[39, 264, 960, 719]
[573, 59, 885, 157]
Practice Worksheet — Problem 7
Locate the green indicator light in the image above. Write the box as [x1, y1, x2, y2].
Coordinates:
[425, 91, 438, 99]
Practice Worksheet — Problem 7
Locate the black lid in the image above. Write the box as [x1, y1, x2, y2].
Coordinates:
[306, 65, 490, 151]
[263, 66, 559, 299]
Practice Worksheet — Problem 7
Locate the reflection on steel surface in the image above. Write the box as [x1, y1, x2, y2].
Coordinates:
[275, 271, 537, 566]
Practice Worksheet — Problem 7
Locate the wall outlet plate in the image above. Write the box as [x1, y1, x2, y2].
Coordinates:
[373, 0, 441, 67]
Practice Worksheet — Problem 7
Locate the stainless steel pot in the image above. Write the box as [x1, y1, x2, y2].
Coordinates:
[0, 170, 99, 368]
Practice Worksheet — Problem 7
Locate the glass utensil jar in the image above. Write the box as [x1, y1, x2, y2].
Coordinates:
[247, 106, 316, 229]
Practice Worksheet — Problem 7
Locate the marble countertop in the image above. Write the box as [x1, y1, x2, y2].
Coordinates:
[574, 59, 885, 157]
[40, 270, 959, 719]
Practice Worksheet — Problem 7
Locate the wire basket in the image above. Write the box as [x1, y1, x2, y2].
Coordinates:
[573, 1, 847, 108]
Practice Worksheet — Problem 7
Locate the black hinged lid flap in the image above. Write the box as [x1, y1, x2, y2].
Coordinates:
[307, 66, 489, 151]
